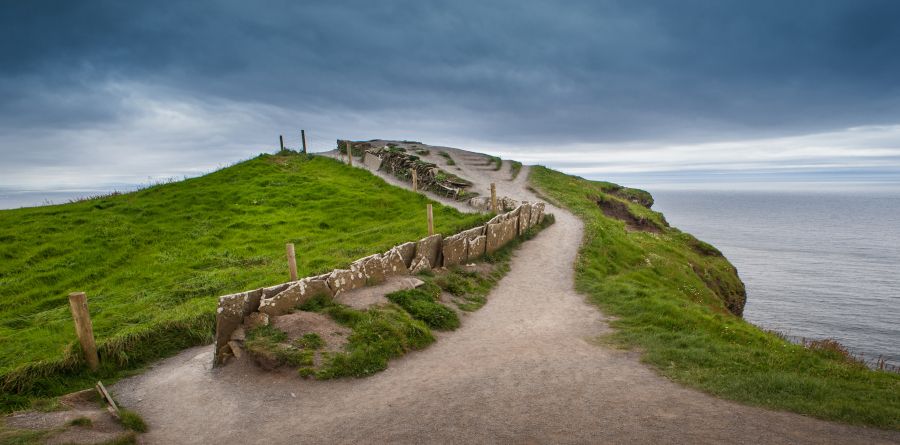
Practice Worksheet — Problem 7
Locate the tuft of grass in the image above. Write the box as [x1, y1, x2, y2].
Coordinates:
[386, 284, 459, 330]
[244, 325, 314, 368]
[307, 301, 435, 379]
[509, 161, 522, 180]
[98, 433, 138, 445]
[0, 152, 487, 411]
[0, 427, 53, 445]
[68, 416, 93, 427]
[293, 333, 325, 350]
[529, 165, 900, 430]
[118, 409, 147, 433]
[488, 156, 503, 171]
[438, 151, 456, 166]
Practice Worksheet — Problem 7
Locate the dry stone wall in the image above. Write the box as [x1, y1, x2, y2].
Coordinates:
[214, 202, 546, 365]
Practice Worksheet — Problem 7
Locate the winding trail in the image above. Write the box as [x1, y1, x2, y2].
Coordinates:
[113, 143, 900, 444]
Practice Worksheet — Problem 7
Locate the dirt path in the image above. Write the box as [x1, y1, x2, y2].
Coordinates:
[113, 143, 900, 444]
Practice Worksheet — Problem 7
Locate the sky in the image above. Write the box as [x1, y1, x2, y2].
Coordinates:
[2, 0, 900, 194]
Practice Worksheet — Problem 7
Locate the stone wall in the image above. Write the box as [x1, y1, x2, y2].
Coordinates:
[213, 201, 546, 365]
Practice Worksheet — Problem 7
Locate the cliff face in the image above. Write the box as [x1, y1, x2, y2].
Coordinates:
[530, 167, 747, 318]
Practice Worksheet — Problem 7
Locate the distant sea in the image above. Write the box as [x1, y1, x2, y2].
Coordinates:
[651, 187, 900, 369]
[0, 187, 135, 210]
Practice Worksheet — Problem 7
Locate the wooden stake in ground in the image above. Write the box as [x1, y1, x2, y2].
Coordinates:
[279, 135, 285, 151]
[426, 204, 434, 236]
[286, 243, 298, 281]
[68, 292, 99, 371]
[411, 169, 418, 192]
[490, 183, 498, 213]
[301, 130, 307, 154]
[347, 141, 353, 166]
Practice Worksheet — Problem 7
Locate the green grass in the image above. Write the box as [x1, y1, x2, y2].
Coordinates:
[509, 161, 522, 180]
[293, 333, 325, 350]
[529, 165, 900, 430]
[299, 297, 435, 379]
[0, 151, 487, 411]
[386, 283, 460, 330]
[117, 409, 147, 433]
[68, 416, 92, 427]
[438, 151, 456, 166]
[488, 156, 503, 171]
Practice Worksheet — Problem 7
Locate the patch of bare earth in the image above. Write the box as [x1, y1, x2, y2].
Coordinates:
[3, 389, 134, 445]
[596, 196, 662, 233]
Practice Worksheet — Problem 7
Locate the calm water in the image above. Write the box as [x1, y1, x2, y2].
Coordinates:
[651, 189, 900, 368]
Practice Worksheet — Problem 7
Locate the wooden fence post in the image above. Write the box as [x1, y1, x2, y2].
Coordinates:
[301, 130, 307, 154]
[279, 135, 285, 151]
[68, 292, 99, 371]
[426, 204, 434, 236]
[286, 243, 298, 281]
[411, 169, 418, 192]
[347, 141, 353, 167]
[490, 183, 498, 213]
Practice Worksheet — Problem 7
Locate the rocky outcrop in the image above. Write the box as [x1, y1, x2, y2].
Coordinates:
[441, 233, 468, 267]
[359, 144, 473, 199]
[258, 277, 333, 316]
[414, 234, 443, 271]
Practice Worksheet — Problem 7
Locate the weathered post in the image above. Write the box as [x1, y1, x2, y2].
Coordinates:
[347, 141, 353, 167]
[279, 135, 285, 151]
[301, 130, 307, 154]
[427, 204, 434, 236]
[411, 168, 418, 192]
[68, 292, 99, 371]
[490, 183, 498, 213]
[286, 243, 298, 281]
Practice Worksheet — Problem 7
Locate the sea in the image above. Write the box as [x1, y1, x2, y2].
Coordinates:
[650, 186, 900, 369]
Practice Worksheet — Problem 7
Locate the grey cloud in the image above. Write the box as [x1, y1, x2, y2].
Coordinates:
[1, 0, 900, 190]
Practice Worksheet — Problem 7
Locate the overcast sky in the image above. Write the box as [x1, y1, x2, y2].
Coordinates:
[2, 0, 900, 191]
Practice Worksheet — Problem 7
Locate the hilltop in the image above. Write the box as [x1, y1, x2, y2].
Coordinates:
[0, 151, 485, 410]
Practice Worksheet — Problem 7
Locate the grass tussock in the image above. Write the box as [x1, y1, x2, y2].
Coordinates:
[529, 165, 900, 430]
[387, 283, 459, 330]
[438, 151, 456, 166]
[0, 152, 487, 411]
[509, 161, 523, 180]
[118, 409, 147, 433]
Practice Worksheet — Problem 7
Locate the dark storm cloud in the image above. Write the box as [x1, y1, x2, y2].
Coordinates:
[2, 0, 900, 190]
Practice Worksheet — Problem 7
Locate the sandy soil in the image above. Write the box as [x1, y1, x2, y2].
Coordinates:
[111, 143, 900, 444]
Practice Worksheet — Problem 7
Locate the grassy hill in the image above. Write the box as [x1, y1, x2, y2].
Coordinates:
[0, 152, 486, 410]
[529, 166, 900, 429]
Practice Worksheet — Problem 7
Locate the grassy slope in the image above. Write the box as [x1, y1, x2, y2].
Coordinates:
[0, 152, 486, 409]
[529, 166, 900, 430]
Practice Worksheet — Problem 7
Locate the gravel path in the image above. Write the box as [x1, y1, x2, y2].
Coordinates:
[113, 143, 900, 444]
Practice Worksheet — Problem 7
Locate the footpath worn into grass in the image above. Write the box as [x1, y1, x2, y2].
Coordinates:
[0, 152, 486, 411]
[530, 165, 900, 430]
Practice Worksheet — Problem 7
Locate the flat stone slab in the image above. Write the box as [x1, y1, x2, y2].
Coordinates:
[334, 276, 425, 310]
